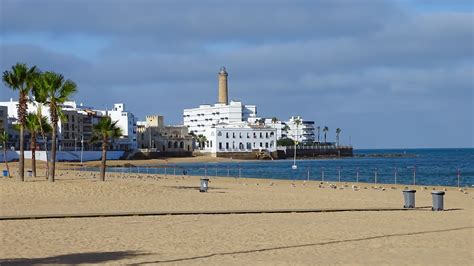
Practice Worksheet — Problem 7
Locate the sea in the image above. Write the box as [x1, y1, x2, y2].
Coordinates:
[110, 148, 474, 187]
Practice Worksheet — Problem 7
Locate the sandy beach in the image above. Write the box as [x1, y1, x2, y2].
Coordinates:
[0, 164, 472, 265]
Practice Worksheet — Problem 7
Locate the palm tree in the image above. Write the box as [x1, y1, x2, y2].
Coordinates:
[336, 128, 341, 147]
[294, 118, 301, 144]
[25, 113, 52, 177]
[2, 63, 39, 181]
[34, 71, 77, 182]
[323, 126, 329, 143]
[317, 126, 321, 143]
[271, 117, 278, 124]
[0, 131, 11, 178]
[196, 134, 207, 150]
[91, 117, 122, 181]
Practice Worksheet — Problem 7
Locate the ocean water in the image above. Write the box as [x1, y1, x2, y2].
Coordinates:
[110, 148, 474, 187]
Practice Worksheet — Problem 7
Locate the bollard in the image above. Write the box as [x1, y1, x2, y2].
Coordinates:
[403, 189, 416, 208]
[431, 191, 445, 211]
[200, 178, 209, 192]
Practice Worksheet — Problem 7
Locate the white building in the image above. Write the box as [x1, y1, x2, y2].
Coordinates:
[285, 116, 316, 144]
[201, 123, 277, 154]
[104, 103, 137, 151]
[183, 67, 258, 136]
[0, 99, 138, 151]
[183, 101, 257, 135]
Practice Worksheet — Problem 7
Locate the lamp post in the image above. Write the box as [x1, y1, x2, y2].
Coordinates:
[80, 135, 84, 164]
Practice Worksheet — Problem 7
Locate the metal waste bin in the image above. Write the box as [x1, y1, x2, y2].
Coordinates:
[403, 189, 416, 208]
[200, 178, 209, 192]
[2, 170, 8, 177]
[431, 191, 445, 211]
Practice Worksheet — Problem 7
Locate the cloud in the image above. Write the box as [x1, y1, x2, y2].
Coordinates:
[0, 0, 472, 148]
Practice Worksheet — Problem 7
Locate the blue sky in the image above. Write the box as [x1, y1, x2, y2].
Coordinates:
[1, 0, 473, 149]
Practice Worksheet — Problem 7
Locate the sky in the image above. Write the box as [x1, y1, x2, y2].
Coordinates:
[0, 0, 473, 149]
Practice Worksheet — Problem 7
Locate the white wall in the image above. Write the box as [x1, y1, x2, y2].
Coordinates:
[0, 150, 124, 162]
[202, 124, 277, 153]
[183, 101, 257, 135]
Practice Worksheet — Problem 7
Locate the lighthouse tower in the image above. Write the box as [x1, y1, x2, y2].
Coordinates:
[218, 66, 228, 105]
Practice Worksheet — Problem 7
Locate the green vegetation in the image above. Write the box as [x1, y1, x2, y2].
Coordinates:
[91, 117, 123, 181]
[2, 63, 39, 181]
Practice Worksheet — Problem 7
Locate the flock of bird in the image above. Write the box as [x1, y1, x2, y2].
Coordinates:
[64, 169, 470, 195]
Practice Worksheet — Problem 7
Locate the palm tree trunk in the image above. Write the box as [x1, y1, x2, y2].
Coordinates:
[100, 140, 107, 181]
[49, 124, 57, 182]
[19, 125, 25, 181]
[31, 132, 36, 178]
[3, 147, 11, 178]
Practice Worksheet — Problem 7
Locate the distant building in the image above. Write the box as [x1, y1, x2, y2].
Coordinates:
[136, 115, 193, 152]
[104, 103, 138, 151]
[0, 106, 7, 134]
[0, 99, 137, 151]
[285, 116, 315, 144]
[201, 123, 277, 155]
[183, 67, 257, 135]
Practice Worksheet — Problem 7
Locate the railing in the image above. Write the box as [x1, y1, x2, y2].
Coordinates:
[69, 164, 471, 188]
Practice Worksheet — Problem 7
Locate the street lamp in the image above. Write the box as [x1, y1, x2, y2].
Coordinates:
[80, 135, 84, 164]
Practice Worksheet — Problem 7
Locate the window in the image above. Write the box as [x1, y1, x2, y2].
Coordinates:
[226, 142, 229, 149]
[219, 142, 223, 150]
[226, 132, 229, 138]
[232, 132, 235, 138]
[266, 132, 269, 138]
[239, 133, 242, 138]
[239, 142, 244, 150]
[260, 132, 263, 138]
[265, 142, 269, 148]
[260, 142, 263, 148]
[246, 143, 252, 149]
[247, 133, 250, 138]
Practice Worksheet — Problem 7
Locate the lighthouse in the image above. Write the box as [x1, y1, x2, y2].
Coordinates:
[218, 66, 228, 105]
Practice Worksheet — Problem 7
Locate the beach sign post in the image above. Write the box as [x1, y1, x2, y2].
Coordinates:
[394, 167, 398, 185]
[337, 166, 341, 183]
[356, 167, 359, 183]
[374, 168, 378, 185]
[457, 169, 461, 188]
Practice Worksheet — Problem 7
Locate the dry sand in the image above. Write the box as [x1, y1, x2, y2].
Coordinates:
[0, 165, 473, 265]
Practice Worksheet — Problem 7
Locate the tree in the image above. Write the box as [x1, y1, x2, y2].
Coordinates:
[336, 128, 341, 146]
[2, 63, 39, 181]
[91, 117, 122, 181]
[277, 138, 294, 146]
[323, 126, 329, 143]
[34, 71, 77, 182]
[317, 126, 321, 143]
[24, 113, 52, 177]
[294, 118, 301, 145]
[271, 117, 278, 124]
[196, 134, 207, 150]
[0, 131, 11, 178]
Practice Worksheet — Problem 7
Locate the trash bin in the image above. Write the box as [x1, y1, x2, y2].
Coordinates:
[431, 191, 445, 211]
[403, 189, 416, 208]
[200, 178, 209, 193]
[27, 170, 33, 177]
[2, 170, 8, 177]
